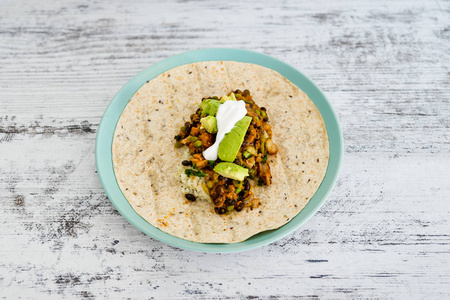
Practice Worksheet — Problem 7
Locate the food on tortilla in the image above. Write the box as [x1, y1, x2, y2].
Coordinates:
[112, 61, 329, 243]
[175, 90, 279, 215]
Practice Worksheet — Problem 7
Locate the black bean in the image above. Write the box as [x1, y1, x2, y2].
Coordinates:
[185, 194, 196, 201]
[213, 195, 224, 207]
[217, 206, 227, 214]
[182, 160, 192, 166]
[218, 175, 224, 181]
[235, 201, 244, 211]
[215, 186, 224, 196]
[174, 135, 181, 141]
[263, 116, 268, 122]
[225, 199, 236, 206]
[260, 107, 266, 111]
[244, 180, 251, 191]
[184, 122, 191, 132]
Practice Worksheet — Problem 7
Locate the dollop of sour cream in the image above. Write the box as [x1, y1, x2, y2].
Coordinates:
[203, 100, 247, 161]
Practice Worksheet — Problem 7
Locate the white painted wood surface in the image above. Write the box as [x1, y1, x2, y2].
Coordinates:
[1, 0, 449, 298]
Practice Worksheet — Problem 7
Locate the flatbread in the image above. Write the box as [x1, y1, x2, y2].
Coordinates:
[112, 61, 329, 243]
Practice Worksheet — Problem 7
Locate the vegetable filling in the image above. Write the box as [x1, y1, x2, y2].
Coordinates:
[174, 90, 279, 214]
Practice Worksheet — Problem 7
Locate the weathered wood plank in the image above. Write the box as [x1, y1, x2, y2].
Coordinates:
[1, 0, 449, 298]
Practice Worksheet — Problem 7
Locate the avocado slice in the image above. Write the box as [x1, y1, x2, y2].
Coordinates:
[218, 116, 252, 162]
[213, 162, 249, 181]
[199, 99, 221, 116]
[200, 116, 218, 133]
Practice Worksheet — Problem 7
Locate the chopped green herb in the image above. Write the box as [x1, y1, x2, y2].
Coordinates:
[248, 169, 256, 180]
[208, 160, 217, 168]
[257, 178, 264, 186]
[262, 154, 268, 164]
[185, 168, 206, 178]
[174, 135, 181, 141]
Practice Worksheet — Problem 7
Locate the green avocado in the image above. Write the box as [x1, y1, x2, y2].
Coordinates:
[213, 162, 249, 181]
[199, 99, 221, 116]
[218, 116, 252, 162]
[200, 116, 218, 133]
[220, 92, 237, 103]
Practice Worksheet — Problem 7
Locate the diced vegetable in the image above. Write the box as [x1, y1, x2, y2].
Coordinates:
[243, 151, 252, 159]
[260, 139, 266, 154]
[246, 146, 258, 157]
[265, 139, 278, 154]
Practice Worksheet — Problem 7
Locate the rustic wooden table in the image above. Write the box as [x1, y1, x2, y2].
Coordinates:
[1, 0, 449, 298]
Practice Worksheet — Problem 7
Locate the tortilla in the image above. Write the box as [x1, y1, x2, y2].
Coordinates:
[112, 61, 329, 243]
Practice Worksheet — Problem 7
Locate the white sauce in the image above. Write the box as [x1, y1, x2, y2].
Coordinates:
[203, 100, 247, 161]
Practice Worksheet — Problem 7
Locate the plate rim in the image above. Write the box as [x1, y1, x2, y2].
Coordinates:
[95, 48, 343, 253]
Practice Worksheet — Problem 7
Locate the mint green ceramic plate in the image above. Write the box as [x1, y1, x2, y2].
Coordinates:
[96, 48, 343, 252]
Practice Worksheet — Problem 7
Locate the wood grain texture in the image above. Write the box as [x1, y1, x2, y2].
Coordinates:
[1, 0, 449, 298]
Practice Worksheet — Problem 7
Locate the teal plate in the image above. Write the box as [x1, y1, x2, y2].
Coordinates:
[95, 48, 343, 253]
